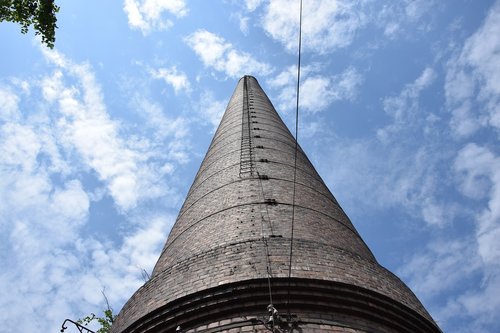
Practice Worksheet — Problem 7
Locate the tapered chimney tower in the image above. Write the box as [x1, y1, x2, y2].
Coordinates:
[112, 76, 441, 333]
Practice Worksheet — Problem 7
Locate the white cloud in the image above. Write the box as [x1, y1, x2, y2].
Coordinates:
[245, 0, 263, 12]
[400, 136, 500, 332]
[40, 51, 142, 211]
[121, 217, 172, 269]
[315, 66, 459, 229]
[0, 123, 40, 171]
[73, 214, 176, 312]
[123, 0, 188, 34]
[9, 78, 31, 94]
[234, 13, 251, 35]
[392, 4, 500, 330]
[185, 30, 273, 78]
[0, 197, 173, 332]
[321, 137, 456, 228]
[267, 65, 363, 113]
[399, 239, 480, 298]
[0, 87, 21, 121]
[400, 232, 500, 332]
[41, 48, 190, 211]
[0, 116, 92, 333]
[438, 13, 500, 325]
[454, 143, 500, 265]
[248, 0, 438, 48]
[131, 95, 191, 164]
[456, 275, 500, 331]
[261, 0, 367, 54]
[445, 0, 500, 136]
[198, 91, 226, 129]
[378, 1, 437, 39]
[454, 144, 495, 200]
[377, 67, 436, 142]
[421, 199, 453, 227]
[150, 66, 191, 94]
[398, 237, 483, 333]
[405, 0, 435, 21]
[449, 101, 486, 138]
[0, 49, 187, 332]
[0, 124, 88, 241]
[383, 21, 400, 38]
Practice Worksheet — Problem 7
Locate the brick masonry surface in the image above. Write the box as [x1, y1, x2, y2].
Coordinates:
[112, 76, 441, 333]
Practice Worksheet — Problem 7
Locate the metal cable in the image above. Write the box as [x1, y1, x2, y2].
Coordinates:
[287, 0, 303, 318]
[256, 170, 275, 306]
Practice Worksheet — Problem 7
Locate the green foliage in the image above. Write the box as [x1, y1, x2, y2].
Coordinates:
[78, 309, 116, 333]
[0, 0, 59, 48]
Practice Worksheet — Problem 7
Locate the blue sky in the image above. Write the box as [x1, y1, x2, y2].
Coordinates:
[1, 1, 499, 332]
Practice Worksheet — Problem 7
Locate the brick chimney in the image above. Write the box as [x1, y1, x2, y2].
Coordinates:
[112, 76, 441, 333]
